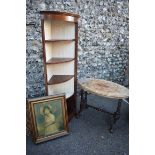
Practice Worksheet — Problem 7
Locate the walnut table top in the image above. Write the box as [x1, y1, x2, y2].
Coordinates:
[78, 78, 129, 99]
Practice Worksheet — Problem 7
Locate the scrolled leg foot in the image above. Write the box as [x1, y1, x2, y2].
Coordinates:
[84, 91, 88, 109]
[109, 99, 122, 133]
[79, 89, 85, 114]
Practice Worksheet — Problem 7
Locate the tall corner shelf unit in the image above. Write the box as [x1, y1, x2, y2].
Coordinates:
[40, 11, 79, 121]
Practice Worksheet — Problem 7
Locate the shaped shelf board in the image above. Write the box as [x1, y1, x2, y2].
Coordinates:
[46, 57, 74, 64]
[48, 75, 74, 85]
[45, 39, 75, 42]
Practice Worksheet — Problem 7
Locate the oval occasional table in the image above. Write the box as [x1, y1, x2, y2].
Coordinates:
[78, 78, 129, 133]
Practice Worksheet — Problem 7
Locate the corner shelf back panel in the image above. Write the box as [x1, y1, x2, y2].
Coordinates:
[44, 20, 75, 40]
[45, 41, 75, 61]
[48, 77, 74, 99]
[46, 61, 75, 81]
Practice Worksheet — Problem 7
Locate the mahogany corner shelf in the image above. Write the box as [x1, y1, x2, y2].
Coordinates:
[41, 11, 79, 121]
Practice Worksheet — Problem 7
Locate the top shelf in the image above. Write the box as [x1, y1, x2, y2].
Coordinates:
[40, 11, 79, 23]
[45, 39, 75, 42]
[40, 11, 80, 18]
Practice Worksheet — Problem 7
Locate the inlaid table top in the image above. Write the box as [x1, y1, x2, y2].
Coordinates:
[78, 78, 129, 99]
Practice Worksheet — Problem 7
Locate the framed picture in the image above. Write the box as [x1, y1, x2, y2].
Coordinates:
[27, 94, 69, 143]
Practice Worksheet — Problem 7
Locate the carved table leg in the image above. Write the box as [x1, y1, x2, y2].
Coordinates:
[84, 91, 88, 109]
[79, 89, 84, 112]
[79, 89, 88, 113]
[109, 99, 122, 133]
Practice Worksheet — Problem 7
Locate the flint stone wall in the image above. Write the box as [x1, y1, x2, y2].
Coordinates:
[26, 0, 129, 98]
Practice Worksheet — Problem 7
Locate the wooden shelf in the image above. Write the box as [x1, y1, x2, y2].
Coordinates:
[48, 75, 74, 85]
[45, 39, 75, 42]
[46, 58, 74, 64]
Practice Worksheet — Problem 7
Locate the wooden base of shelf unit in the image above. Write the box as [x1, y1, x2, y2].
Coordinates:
[66, 94, 76, 122]
[68, 112, 76, 122]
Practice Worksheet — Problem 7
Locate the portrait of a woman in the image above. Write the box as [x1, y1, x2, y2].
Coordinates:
[42, 105, 59, 136]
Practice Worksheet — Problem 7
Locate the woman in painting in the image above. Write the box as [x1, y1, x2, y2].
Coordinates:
[41, 105, 59, 135]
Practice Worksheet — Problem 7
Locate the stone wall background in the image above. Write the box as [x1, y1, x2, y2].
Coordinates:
[26, 0, 129, 98]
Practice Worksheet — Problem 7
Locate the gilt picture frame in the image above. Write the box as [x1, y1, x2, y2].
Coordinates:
[27, 94, 69, 143]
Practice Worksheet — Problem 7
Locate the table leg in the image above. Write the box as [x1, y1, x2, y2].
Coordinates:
[109, 99, 122, 133]
[79, 89, 84, 112]
[84, 91, 88, 109]
[79, 89, 88, 112]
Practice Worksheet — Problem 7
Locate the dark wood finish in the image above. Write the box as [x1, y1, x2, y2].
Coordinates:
[40, 11, 79, 23]
[41, 19, 48, 95]
[74, 23, 78, 116]
[46, 57, 74, 64]
[48, 75, 74, 85]
[40, 11, 80, 18]
[41, 11, 79, 121]
[45, 39, 75, 42]
[68, 111, 75, 122]
[66, 94, 76, 121]
[109, 99, 122, 133]
[26, 102, 31, 136]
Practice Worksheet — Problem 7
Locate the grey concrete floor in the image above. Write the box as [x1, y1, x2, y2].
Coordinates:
[27, 94, 129, 155]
